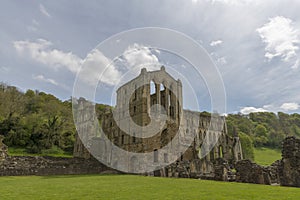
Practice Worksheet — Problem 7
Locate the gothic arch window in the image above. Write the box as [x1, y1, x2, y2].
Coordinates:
[150, 80, 155, 95]
[198, 145, 202, 159]
[154, 149, 158, 162]
[160, 83, 165, 91]
[219, 145, 223, 158]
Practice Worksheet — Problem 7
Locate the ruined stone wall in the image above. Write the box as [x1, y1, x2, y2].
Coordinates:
[235, 160, 271, 185]
[0, 135, 8, 162]
[233, 137, 300, 187]
[0, 155, 113, 176]
[279, 136, 300, 187]
[73, 67, 242, 175]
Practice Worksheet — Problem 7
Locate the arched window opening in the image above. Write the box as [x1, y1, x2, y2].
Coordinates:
[150, 80, 155, 95]
[198, 145, 202, 159]
[219, 146, 223, 158]
[154, 149, 158, 162]
[160, 83, 165, 91]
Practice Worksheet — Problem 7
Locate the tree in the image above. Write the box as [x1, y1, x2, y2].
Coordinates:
[239, 132, 255, 160]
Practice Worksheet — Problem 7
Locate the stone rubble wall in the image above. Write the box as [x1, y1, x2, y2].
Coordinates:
[235, 159, 271, 185]
[1, 136, 300, 189]
[278, 136, 300, 187]
[0, 155, 114, 176]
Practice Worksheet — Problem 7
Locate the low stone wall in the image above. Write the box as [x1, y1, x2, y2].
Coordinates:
[214, 158, 235, 181]
[164, 159, 216, 179]
[235, 160, 271, 185]
[0, 155, 113, 176]
[265, 160, 281, 185]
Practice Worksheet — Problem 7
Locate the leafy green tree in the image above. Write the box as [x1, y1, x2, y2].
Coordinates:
[239, 132, 255, 160]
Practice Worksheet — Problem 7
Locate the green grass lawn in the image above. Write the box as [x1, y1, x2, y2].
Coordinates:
[254, 147, 282, 166]
[8, 147, 73, 158]
[0, 175, 299, 200]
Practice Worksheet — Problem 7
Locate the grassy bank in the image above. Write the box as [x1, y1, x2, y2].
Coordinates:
[254, 147, 281, 166]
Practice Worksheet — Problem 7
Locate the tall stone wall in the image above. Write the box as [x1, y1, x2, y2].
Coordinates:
[279, 136, 300, 187]
[73, 67, 243, 175]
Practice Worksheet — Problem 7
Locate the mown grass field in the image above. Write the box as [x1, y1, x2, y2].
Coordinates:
[254, 147, 282, 166]
[0, 175, 299, 200]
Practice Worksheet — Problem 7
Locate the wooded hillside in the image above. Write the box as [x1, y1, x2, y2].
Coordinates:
[1, 83, 299, 159]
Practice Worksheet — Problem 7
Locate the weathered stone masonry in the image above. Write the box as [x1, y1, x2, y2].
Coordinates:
[235, 136, 300, 187]
[74, 67, 243, 177]
[278, 136, 300, 187]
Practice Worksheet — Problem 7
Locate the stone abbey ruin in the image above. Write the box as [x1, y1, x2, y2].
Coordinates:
[0, 67, 300, 187]
[74, 66, 243, 176]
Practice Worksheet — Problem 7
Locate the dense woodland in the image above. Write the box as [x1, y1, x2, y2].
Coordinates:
[0, 83, 299, 160]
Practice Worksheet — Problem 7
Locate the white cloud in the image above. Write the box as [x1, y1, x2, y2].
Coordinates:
[80, 49, 121, 86]
[13, 40, 162, 87]
[240, 106, 267, 114]
[210, 40, 223, 46]
[13, 39, 122, 86]
[257, 16, 300, 62]
[13, 39, 82, 73]
[39, 4, 51, 18]
[14, 39, 120, 86]
[122, 43, 160, 71]
[280, 102, 299, 111]
[240, 103, 300, 114]
[33, 74, 58, 86]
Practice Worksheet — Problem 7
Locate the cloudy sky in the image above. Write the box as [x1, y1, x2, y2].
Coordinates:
[1, 0, 300, 114]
